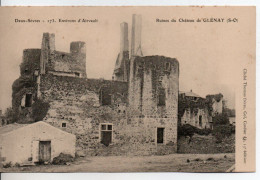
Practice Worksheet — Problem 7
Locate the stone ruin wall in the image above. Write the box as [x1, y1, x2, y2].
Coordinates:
[180, 108, 212, 129]
[47, 47, 87, 78]
[39, 73, 178, 155]
[212, 98, 223, 115]
[12, 33, 88, 116]
[20, 49, 41, 76]
[12, 49, 41, 114]
[128, 55, 179, 153]
[41, 33, 87, 78]
[12, 18, 180, 155]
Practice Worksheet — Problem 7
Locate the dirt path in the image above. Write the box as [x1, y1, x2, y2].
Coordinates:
[1, 153, 235, 172]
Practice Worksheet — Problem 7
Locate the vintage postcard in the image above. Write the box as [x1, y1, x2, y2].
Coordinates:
[0, 6, 255, 172]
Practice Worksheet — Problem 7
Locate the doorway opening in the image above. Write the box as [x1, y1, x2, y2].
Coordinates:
[39, 141, 51, 162]
[157, 128, 165, 144]
[199, 115, 202, 127]
[25, 94, 32, 107]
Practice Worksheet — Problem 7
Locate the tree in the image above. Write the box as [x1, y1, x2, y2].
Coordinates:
[212, 113, 229, 125]
[32, 99, 50, 122]
[4, 107, 17, 124]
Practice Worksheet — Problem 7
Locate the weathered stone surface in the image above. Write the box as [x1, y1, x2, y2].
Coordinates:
[39, 72, 177, 155]
[12, 32, 180, 156]
[180, 108, 212, 129]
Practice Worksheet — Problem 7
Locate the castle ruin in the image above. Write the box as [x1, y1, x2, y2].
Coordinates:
[12, 14, 180, 156]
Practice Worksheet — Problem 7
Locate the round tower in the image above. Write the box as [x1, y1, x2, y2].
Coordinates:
[21, 49, 41, 76]
[128, 55, 179, 118]
[70, 41, 86, 54]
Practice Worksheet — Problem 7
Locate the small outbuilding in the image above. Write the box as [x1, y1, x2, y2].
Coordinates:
[0, 121, 76, 165]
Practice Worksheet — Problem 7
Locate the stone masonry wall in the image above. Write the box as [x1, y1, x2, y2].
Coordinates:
[40, 33, 87, 78]
[12, 49, 41, 115]
[48, 50, 87, 78]
[180, 108, 212, 129]
[39, 74, 177, 155]
[128, 55, 179, 154]
[20, 49, 41, 76]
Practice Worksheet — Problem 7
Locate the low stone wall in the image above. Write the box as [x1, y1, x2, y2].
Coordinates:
[177, 133, 235, 154]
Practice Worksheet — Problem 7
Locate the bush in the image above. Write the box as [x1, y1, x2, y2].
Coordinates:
[212, 113, 229, 125]
[206, 157, 215, 161]
[196, 128, 212, 136]
[178, 124, 212, 138]
[3, 162, 12, 168]
[4, 108, 17, 124]
[178, 124, 196, 138]
[52, 153, 74, 165]
[32, 99, 50, 122]
[14, 163, 21, 167]
[212, 124, 234, 143]
[194, 158, 202, 161]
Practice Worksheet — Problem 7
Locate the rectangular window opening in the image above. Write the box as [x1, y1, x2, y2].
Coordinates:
[157, 128, 164, 144]
[100, 90, 112, 105]
[199, 115, 202, 127]
[158, 88, 166, 106]
[107, 125, 112, 130]
[101, 124, 106, 130]
[62, 123, 67, 128]
[25, 94, 33, 107]
[100, 124, 113, 146]
[165, 62, 171, 71]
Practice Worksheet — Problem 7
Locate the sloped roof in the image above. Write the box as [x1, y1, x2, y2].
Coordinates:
[0, 123, 27, 135]
[179, 91, 201, 98]
[0, 121, 75, 137]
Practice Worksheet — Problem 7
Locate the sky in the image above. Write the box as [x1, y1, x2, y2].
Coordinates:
[0, 6, 255, 112]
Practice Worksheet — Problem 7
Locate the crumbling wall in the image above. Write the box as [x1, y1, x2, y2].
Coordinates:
[39, 74, 127, 154]
[206, 94, 224, 116]
[40, 33, 87, 78]
[127, 55, 179, 153]
[39, 74, 177, 155]
[20, 49, 41, 76]
[212, 99, 223, 115]
[129, 56, 179, 116]
[180, 108, 211, 129]
[12, 32, 179, 156]
[47, 51, 87, 78]
[12, 49, 41, 118]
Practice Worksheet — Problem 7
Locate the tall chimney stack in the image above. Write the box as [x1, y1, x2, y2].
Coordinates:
[131, 14, 143, 57]
[112, 22, 130, 82]
[40, 33, 55, 74]
[120, 22, 129, 54]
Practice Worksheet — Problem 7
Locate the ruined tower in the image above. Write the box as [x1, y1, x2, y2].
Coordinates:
[113, 22, 130, 82]
[40, 33, 55, 75]
[128, 56, 179, 117]
[39, 32, 87, 78]
[69, 41, 87, 78]
[131, 14, 143, 57]
[128, 14, 179, 117]
[127, 14, 179, 149]
[70, 41, 86, 54]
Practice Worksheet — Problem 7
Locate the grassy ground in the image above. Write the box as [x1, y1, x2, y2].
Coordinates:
[0, 153, 234, 173]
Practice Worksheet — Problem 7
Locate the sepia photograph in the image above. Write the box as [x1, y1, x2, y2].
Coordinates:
[0, 6, 255, 173]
